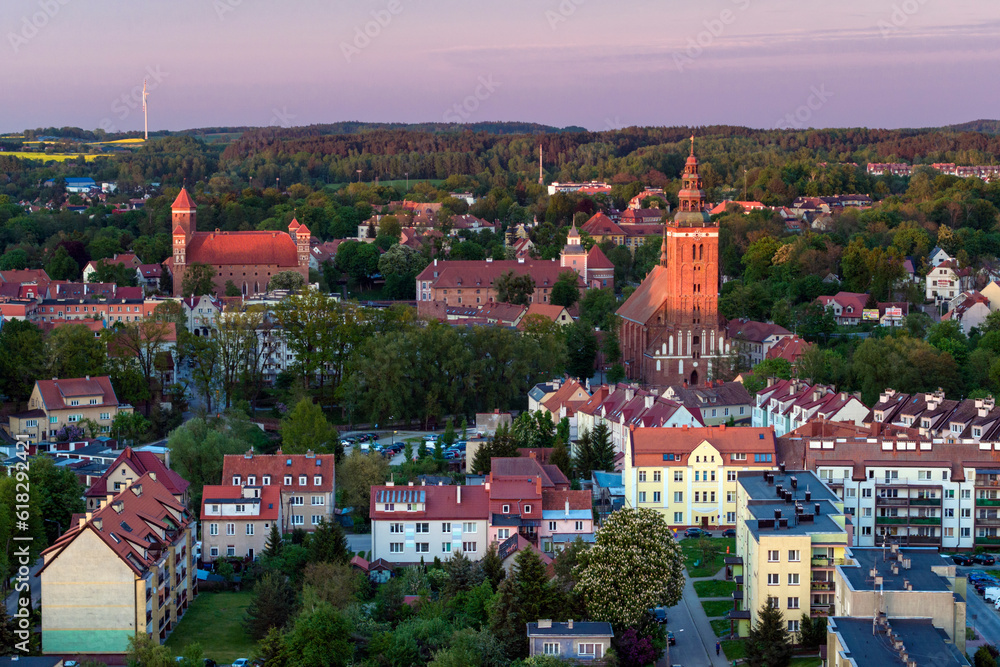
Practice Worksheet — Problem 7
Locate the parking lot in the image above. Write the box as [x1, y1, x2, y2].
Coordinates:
[339, 429, 468, 466]
[957, 563, 1000, 643]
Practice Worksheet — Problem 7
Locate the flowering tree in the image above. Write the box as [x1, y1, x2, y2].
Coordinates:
[575, 507, 685, 628]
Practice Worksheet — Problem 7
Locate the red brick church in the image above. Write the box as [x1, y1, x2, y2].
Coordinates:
[616, 139, 730, 387]
[169, 188, 310, 296]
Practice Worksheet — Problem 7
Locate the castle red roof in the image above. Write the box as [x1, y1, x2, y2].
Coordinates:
[295, 223, 311, 236]
[185, 231, 300, 267]
[586, 244, 614, 270]
[616, 264, 669, 325]
[171, 188, 197, 210]
[172, 225, 186, 236]
[288, 219, 300, 231]
[581, 213, 625, 237]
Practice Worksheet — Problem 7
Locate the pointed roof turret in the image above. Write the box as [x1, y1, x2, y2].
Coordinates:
[171, 187, 197, 210]
[172, 224, 186, 236]
[295, 222, 311, 236]
[288, 218, 300, 231]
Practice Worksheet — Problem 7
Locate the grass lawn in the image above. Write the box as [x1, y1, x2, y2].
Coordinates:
[694, 579, 737, 598]
[721, 639, 745, 660]
[679, 537, 736, 577]
[701, 599, 735, 618]
[710, 618, 734, 637]
[164, 591, 256, 661]
[789, 657, 822, 667]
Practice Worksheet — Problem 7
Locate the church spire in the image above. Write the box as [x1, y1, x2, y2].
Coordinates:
[659, 225, 667, 267]
[690, 134, 695, 157]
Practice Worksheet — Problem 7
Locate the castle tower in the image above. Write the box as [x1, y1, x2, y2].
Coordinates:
[560, 222, 587, 277]
[171, 187, 197, 238]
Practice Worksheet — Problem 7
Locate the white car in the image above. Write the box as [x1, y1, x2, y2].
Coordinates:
[232, 660, 249, 667]
[423, 434, 438, 442]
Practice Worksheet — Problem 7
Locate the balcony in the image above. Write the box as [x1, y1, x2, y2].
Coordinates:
[875, 497, 909, 506]
[977, 498, 1000, 506]
[811, 557, 848, 567]
[810, 605, 832, 617]
[910, 517, 941, 525]
[811, 581, 834, 591]
[875, 517, 907, 525]
[909, 498, 941, 506]
[904, 535, 939, 545]
[975, 536, 1000, 545]
[977, 516, 1000, 525]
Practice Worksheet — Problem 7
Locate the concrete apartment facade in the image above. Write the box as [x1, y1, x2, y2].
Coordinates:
[201, 484, 281, 562]
[38, 472, 196, 654]
[624, 425, 777, 529]
[735, 469, 849, 637]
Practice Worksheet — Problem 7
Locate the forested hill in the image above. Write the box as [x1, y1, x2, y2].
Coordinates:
[941, 119, 1000, 135]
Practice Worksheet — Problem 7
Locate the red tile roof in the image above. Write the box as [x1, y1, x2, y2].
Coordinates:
[171, 188, 197, 210]
[628, 425, 775, 467]
[186, 231, 300, 267]
[221, 451, 335, 493]
[725, 319, 791, 343]
[85, 446, 189, 499]
[40, 472, 192, 577]
[541, 489, 591, 511]
[369, 484, 489, 520]
[581, 213, 626, 237]
[767, 335, 812, 364]
[415, 259, 583, 290]
[0, 269, 51, 284]
[491, 456, 566, 489]
[200, 484, 280, 521]
[586, 244, 615, 270]
[36, 376, 119, 410]
[616, 264, 669, 325]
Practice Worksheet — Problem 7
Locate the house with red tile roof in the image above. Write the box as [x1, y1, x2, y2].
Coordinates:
[519, 303, 573, 329]
[170, 189, 310, 297]
[136, 263, 163, 293]
[725, 319, 792, 366]
[85, 446, 189, 511]
[580, 213, 626, 245]
[369, 482, 489, 564]
[627, 188, 668, 210]
[815, 292, 868, 326]
[478, 302, 527, 327]
[619, 208, 665, 225]
[3, 376, 132, 444]
[927, 260, 974, 305]
[942, 290, 990, 333]
[708, 201, 767, 215]
[0, 268, 51, 286]
[82, 253, 142, 283]
[539, 488, 595, 552]
[38, 472, 197, 653]
[765, 334, 812, 366]
[751, 379, 868, 436]
[201, 483, 281, 563]
[221, 450, 335, 534]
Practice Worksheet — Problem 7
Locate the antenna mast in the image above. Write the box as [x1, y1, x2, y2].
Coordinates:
[538, 145, 543, 186]
[142, 78, 149, 141]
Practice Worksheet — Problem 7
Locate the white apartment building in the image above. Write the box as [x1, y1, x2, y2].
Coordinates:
[752, 379, 869, 436]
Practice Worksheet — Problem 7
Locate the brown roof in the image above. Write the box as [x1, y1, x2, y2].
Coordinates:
[0, 269, 51, 284]
[201, 484, 280, 521]
[85, 446, 189, 498]
[186, 231, 301, 267]
[616, 264, 668, 325]
[221, 451, 335, 493]
[629, 425, 775, 467]
[541, 489, 591, 511]
[586, 244, 614, 269]
[725, 319, 791, 343]
[369, 484, 488, 520]
[581, 213, 625, 237]
[171, 188, 197, 210]
[36, 376, 119, 410]
[415, 259, 583, 290]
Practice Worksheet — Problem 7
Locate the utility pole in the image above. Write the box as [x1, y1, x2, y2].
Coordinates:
[142, 78, 149, 141]
[538, 145, 543, 185]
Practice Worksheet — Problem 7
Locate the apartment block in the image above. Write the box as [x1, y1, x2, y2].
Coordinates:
[752, 379, 869, 436]
[84, 446, 189, 511]
[624, 425, 777, 529]
[827, 617, 968, 667]
[39, 472, 196, 654]
[734, 468, 849, 637]
[201, 484, 281, 562]
[369, 483, 489, 564]
[221, 449, 335, 533]
[833, 546, 966, 654]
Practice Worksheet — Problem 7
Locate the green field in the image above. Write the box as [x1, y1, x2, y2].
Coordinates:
[4, 152, 100, 162]
[694, 579, 737, 598]
[164, 591, 256, 661]
[711, 618, 734, 637]
[702, 599, 735, 618]
[679, 537, 736, 577]
[324, 178, 444, 193]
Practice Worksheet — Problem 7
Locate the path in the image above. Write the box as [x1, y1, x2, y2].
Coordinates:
[671, 566, 733, 667]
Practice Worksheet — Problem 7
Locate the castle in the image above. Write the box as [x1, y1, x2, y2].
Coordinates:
[169, 188, 310, 296]
[616, 138, 730, 386]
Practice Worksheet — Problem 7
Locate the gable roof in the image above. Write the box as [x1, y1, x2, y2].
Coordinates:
[36, 376, 119, 410]
[369, 484, 489, 520]
[415, 259, 583, 291]
[581, 212, 625, 237]
[221, 451, 335, 492]
[629, 424, 775, 467]
[186, 231, 300, 267]
[725, 319, 791, 343]
[85, 446, 189, 499]
[616, 264, 668, 325]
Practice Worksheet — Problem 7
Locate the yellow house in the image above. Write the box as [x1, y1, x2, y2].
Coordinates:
[38, 472, 196, 654]
[623, 425, 776, 529]
[5, 376, 132, 444]
[734, 468, 849, 637]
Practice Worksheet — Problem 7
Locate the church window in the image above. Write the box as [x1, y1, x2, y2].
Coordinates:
[699, 244, 703, 260]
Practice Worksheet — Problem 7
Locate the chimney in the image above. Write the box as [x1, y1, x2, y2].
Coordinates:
[567, 619, 574, 629]
[645, 395, 655, 409]
[778, 462, 786, 474]
[538, 619, 552, 629]
[774, 508, 782, 521]
[815, 503, 821, 515]
[790, 476, 798, 490]
[456, 486, 461, 504]
[106, 493, 114, 506]
[565, 498, 570, 516]
[93, 518, 102, 530]
[149, 472, 156, 482]
[125, 477, 133, 487]
[805, 490, 811, 502]
[536, 477, 542, 495]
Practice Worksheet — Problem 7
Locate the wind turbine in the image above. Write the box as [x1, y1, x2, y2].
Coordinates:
[142, 78, 148, 141]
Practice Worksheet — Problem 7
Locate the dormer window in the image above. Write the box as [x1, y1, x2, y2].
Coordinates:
[232, 476, 241, 485]
[299, 475, 307, 485]
[263, 475, 271, 485]
[284, 475, 292, 485]
[524, 504, 532, 513]
[502, 504, 510, 513]
[247, 475, 256, 485]
[314, 475, 322, 485]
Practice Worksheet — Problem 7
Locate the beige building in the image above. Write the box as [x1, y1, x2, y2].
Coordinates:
[38, 471, 196, 654]
[85, 446, 190, 512]
[5, 376, 132, 444]
[734, 468, 849, 637]
[201, 484, 281, 562]
[833, 546, 966, 654]
[221, 450, 335, 533]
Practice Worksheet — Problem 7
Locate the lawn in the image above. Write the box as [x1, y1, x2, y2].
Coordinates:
[701, 599, 735, 618]
[679, 537, 736, 577]
[711, 618, 734, 637]
[721, 639, 745, 660]
[164, 590, 256, 661]
[789, 658, 822, 667]
[694, 579, 737, 598]
[5, 152, 100, 162]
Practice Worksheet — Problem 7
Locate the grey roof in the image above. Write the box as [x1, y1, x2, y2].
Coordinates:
[830, 617, 968, 667]
[738, 469, 840, 504]
[526, 621, 614, 637]
[744, 499, 846, 539]
[492, 514, 522, 527]
[0, 659, 64, 667]
[838, 547, 954, 593]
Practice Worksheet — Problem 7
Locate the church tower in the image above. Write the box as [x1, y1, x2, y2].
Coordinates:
[171, 188, 197, 296]
[615, 137, 727, 387]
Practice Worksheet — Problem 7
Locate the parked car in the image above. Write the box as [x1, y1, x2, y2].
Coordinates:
[650, 607, 667, 624]
[232, 660, 250, 667]
[683, 528, 712, 538]
[984, 586, 1000, 602]
[667, 630, 676, 646]
[953, 554, 975, 566]
[967, 569, 988, 581]
[423, 434, 439, 442]
[721, 528, 736, 538]
[972, 554, 997, 565]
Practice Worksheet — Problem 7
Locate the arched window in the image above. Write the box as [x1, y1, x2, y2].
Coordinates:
[699, 244, 703, 260]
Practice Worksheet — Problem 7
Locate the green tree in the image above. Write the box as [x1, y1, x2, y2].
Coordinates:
[0, 319, 45, 405]
[576, 508, 685, 628]
[798, 613, 826, 649]
[579, 288, 618, 329]
[338, 450, 390, 524]
[281, 602, 354, 667]
[565, 320, 598, 381]
[180, 262, 217, 296]
[46, 245, 79, 281]
[975, 646, 999, 667]
[270, 270, 307, 291]
[551, 270, 581, 308]
[89, 259, 137, 286]
[480, 542, 506, 591]
[574, 423, 614, 478]
[109, 411, 152, 446]
[0, 248, 28, 270]
[45, 323, 107, 380]
[30, 455, 84, 544]
[494, 270, 535, 305]
[264, 522, 283, 559]
[224, 280, 241, 297]
[742, 357, 793, 396]
[549, 435, 572, 478]
[306, 519, 350, 564]
[280, 398, 341, 459]
[302, 561, 362, 611]
[744, 601, 793, 667]
[126, 631, 171, 667]
[244, 572, 297, 640]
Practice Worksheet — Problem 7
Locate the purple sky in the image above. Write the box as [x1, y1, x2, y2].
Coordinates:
[2, 0, 999, 133]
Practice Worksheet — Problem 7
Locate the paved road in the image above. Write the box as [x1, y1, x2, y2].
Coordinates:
[668, 569, 731, 667]
[346, 533, 372, 556]
[958, 566, 1000, 645]
[4, 557, 42, 617]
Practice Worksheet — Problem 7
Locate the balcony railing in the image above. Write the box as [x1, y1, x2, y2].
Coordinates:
[909, 498, 941, 506]
[811, 557, 848, 567]
[910, 517, 941, 525]
[904, 535, 939, 544]
[977, 498, 1000, 506]
[875, 497, 909, 506]
[811, 581, 834, 591]
[975, 536, 1000, 545]
[875, 517, 907, 524]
